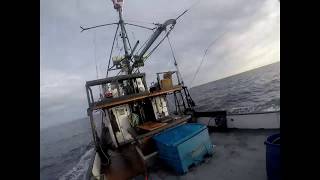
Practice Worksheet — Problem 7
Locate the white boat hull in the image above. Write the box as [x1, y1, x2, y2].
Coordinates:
[197, 111, 280, 129]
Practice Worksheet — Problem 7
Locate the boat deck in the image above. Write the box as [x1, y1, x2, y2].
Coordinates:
[140, 129, 279, 180]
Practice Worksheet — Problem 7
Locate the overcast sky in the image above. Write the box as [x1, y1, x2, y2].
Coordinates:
[40, 0, 280, 129]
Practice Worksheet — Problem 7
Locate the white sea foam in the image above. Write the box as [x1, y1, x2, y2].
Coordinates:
[59, 148, 95, 180]
[261, 105, 280, 112]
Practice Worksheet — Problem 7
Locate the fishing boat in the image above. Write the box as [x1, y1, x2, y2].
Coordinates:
[81, 1, 280, 179]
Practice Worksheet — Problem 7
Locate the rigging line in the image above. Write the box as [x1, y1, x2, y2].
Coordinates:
[190, 0, 202, 9]
[117, 47, 123, 57]
[131, 31, 136, 42]
[115, 31, 119, 49]
[190, 30, 227, 87]
[167, 35, 184, 85]
[125, 19, 157, 25]
[124, 23, 155, 30]
[136, 29, 155, 55]
[133, 67, 141, 74]
[94, 32, 99, 79]
[122, 25, 132, 52]
[132, 28, 174, 73]
[107, 24, 120, 77]
[117, 69, 122, 76]
[190, 0, 265, 87]
[93, 31, 103, 95]
[176, 0, 202, 21]
[98, 68, 124, 88]
[80, 22, 118, 32]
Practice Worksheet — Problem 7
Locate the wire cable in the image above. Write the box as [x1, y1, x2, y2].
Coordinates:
[107, 24, 120, 77]
[93, 31, 102, 94]
[167, 35, 184, 85]
[190, 0, 266, 87]
[190, 30, 227, 86]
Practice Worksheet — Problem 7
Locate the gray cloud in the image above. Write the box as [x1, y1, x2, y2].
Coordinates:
[40, 0, 280, 129]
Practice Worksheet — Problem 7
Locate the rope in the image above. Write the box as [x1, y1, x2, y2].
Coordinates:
[107, 24, 120, 77]
[190, 30, 227, 87]
[189, 0, 267, 87]
[93, 31, 103, 95]
[167, 35, 184, 85]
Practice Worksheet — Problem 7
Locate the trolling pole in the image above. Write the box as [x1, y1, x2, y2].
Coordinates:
[131, 9, 190, 72]
[136, 19, 176, 61]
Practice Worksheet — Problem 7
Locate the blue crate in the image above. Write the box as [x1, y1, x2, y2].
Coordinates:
[153, 123, 214, 174]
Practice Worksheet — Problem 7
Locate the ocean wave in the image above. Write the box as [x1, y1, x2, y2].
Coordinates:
[256, 98, 280, 112]
[261, 105, 280, 112]
[40, 162, 57, 172]
[59, 148, 95, 180]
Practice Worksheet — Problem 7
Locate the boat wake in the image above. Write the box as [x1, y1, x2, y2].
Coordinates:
[59, 148, 95, 180]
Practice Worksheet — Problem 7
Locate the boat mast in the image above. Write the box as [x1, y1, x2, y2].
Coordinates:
[80, 0, 185, 76]
[116, 3, 132, 75]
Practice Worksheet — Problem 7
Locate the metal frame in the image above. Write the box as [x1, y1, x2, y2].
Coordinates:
[85, 73, 147, 107]
[156, 70, 182, 86]
[155, 70, 196, 114]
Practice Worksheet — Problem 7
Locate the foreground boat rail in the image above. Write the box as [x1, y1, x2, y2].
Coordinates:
[196, 111, 280, 129]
